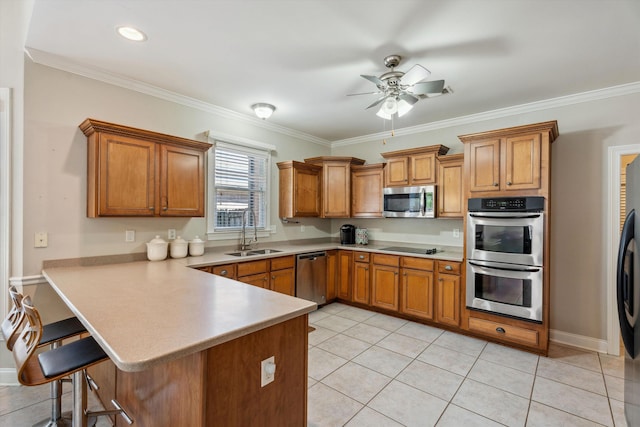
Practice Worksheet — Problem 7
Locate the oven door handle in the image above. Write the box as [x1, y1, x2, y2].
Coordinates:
[469, 212, 542, 219]
[468, 260, 541, 273]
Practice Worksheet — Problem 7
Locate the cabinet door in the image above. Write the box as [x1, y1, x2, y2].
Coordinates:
[437, 156, 464, 218]
[371, 264, 399, 311]
[503, 133, 542, 191]
[410, 152, 436, 185]
[294, 167, 321, 217]
[400, 268, 434, 320]
[159, 145, 206, 217]
[468, 139, 500, 193]
[322, 162, 351, 218]
[351, 166, 384, 218]
[337, 251, 353, 300]
[96, 134, 156, 216]
[326, 250, 338, 301]
[436, 273, 460, 327]
[385, 157, 409, 187]
[238, 272, 269, 289]
[352, 261, 370, 304]
[271, 268, 295, 296]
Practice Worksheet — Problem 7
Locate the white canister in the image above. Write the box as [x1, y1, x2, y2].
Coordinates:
[170, 236, 188, 258]
[355, 228, 368, 245]
[189, 236, 205, 256]
[146, 235, 168, 261]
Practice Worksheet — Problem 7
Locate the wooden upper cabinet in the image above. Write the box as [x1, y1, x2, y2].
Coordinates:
[381, 145, 450, 187]
[81, 119, 211, 217]
[437, 153, 464, 218]
[351, 163, 385, 218]
[459, 121, 558, 197]
[304, 157, 365, 218]
[277, 161, 321, 219]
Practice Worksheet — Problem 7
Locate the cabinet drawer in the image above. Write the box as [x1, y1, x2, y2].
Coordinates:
[372, 253, 399, 266]
[354, 252, 371, 263]
[211, 264, 237, 279]
[401, 257, 434, 271]
[468, 317, 539, 347]
[270, 255, 295, 271]
[237, 260, 268, 277]
[437, 261, 461, 275]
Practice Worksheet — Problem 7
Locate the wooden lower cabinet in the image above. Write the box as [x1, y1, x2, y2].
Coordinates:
[435, 261, 461, 327]
[271, 268, 295, 295]
[207, 256, 295, 296]
[468, 316, 540, 348]
[91, 315, 308, 426]
[353, 252, 370, 305]
[239, 272, 269, 289]
[326, 250, 338, 301]
[400, 257, 435, 320]
[371, 254, 400, 311]
[211, 263, 237, 279]
[338, 251, 353, 301]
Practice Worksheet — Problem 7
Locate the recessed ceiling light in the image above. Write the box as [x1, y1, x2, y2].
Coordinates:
[116, 26, 147, 42]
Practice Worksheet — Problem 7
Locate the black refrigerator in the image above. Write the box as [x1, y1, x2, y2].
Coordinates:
[618, 156, 640, 425]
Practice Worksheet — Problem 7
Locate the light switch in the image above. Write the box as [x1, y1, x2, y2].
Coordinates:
[125, 230, 135, 242]
[35, 232, 48, 248]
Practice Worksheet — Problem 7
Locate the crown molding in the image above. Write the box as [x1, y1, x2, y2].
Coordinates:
[332, 81, 640, 147]
[25, 48, 330, 147]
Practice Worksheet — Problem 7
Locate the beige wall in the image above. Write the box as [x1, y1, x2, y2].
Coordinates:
[333, 92, 640, 341]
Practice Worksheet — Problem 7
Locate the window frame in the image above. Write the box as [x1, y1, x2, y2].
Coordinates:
[206, 134, 275, 241]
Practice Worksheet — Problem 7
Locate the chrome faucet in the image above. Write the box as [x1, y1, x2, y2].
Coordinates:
[240, 207, 258, 251]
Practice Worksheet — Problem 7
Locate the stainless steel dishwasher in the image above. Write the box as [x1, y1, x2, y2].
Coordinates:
[296, 251, 327, 305]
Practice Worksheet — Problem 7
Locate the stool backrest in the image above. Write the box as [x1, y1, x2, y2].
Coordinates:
[13, 296, 45, 386]
[1, 285, 25, 350]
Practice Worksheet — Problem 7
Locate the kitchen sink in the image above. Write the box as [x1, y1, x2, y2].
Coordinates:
[225, 249, 282, 257]
[248, 249, 282, 255]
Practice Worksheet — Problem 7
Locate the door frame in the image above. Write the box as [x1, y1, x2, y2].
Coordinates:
[607, 144, 640, 355]
[0, 88, 10, 319]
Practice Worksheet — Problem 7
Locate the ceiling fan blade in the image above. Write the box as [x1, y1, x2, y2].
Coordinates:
[366, 96, 387, 110]
[411, 80, 446, 95]
[361, 74, 384, 86]
[398, 93, 419, 105]
[346, 91, 382, 96]
[401, 64, 430, 86]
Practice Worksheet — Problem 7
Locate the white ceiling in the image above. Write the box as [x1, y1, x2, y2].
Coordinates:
[25, 0, 640, 142]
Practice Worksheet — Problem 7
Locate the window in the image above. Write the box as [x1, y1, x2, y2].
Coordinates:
[208, 140, 271, 236]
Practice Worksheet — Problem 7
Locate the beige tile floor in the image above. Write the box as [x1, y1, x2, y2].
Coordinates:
[0, 302, 629, 426]
[307, 303, 628, 427]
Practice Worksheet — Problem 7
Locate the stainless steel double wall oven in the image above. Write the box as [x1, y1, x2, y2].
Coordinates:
[466, 197, 545, 322]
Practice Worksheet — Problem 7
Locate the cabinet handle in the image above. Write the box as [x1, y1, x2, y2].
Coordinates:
[163, 207, 168, 211]
[220, 270, 228, 276]
[359, 255, 365, 259]
[507, 181, 512, 186]
[149, 207, 154, 210]
[493, 182, 499, 187]
[496, 327, 506, 334]
[272, 276, 276, 279]
[444, 265, 453, 271]
[365, 268, 368, 271]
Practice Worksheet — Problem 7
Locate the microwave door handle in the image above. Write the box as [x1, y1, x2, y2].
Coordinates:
[419, 187, 426, 216]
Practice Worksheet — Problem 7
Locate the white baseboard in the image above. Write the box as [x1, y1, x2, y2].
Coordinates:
[0, 368, 18, 385]
[550, 328, 608, 354]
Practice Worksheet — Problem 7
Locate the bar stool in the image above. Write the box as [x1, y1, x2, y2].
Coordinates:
[2, 286, 86, 427]
[13, 296, 131, 427]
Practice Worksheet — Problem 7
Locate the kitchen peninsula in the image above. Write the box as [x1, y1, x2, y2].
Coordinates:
[42, 260, 316, 426]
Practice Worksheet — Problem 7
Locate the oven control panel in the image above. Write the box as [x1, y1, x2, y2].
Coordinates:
[468, 196, 545, 212]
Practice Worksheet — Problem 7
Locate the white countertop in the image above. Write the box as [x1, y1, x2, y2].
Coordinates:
[42, 260, 316, 372]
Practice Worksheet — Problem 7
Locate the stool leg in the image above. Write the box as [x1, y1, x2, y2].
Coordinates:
[72, 370, 87, 427]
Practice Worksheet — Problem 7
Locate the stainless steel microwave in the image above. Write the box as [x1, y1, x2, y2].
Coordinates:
[383, 185, 436, 218]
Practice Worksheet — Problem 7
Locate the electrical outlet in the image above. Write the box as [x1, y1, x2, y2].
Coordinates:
[300, 225, 306, 233]
[168, 229, 176, 240]
[125, 230, 135, 242]
[453, 228, 460, 238]
[261, 356, 276, 387]
[34, 232, 48, 248]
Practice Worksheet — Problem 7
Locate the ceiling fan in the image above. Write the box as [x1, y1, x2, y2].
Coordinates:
[348, 54, 448, 120]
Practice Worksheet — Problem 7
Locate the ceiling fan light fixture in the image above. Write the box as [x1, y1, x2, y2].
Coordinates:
[380, 97, 398, 115]
[397, 99, 414, 117]
[251, 103, 276, 120]
[116, 26, 147, 42]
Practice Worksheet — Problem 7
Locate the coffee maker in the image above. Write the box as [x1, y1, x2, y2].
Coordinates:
[340, 224, 356, 244]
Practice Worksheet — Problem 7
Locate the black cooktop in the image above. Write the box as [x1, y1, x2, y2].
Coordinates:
[380, 246, 439, 255]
